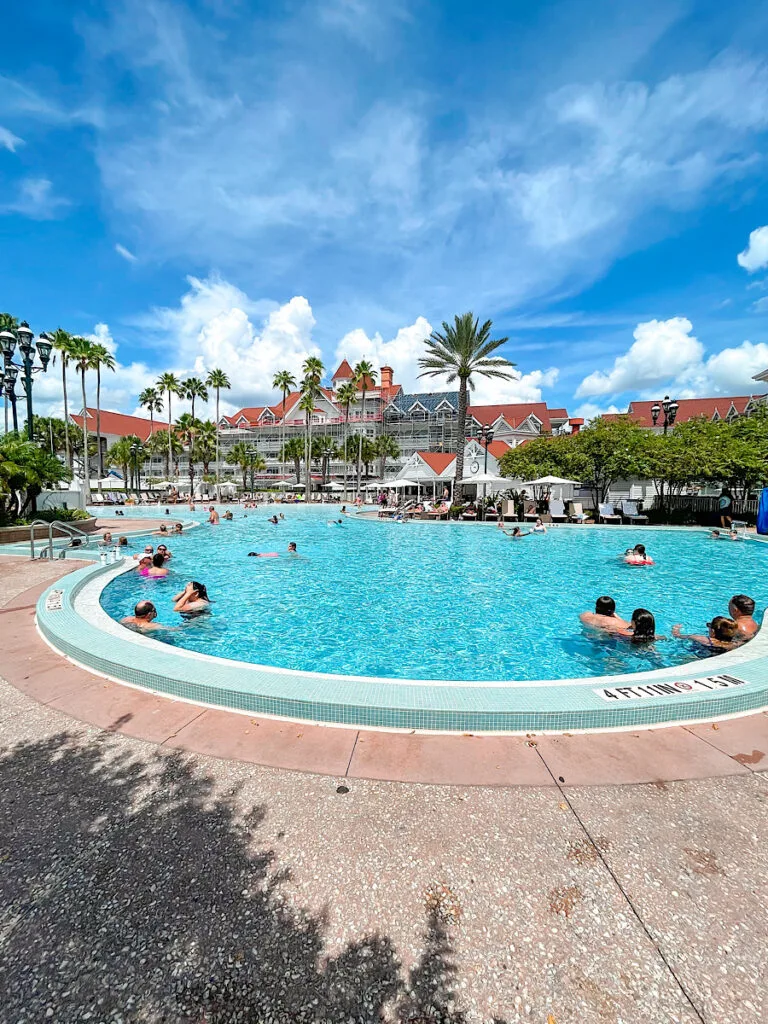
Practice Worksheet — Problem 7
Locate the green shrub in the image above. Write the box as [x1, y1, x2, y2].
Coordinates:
[13, 508, 91, 526]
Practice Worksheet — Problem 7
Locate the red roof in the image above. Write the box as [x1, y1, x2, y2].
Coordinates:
[484, 439, 511, 459]
[332, 359, 354, 381]
[467, 403, 553, 432]
[71, 408, 170, 442]
[416, 451, 456, 474]
[604, 396, 765, 428]
[548, 408, 569, 419]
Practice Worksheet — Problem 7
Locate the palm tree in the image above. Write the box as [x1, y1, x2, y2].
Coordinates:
[149, 429, 183, 481]
[50, 329, 78, 470]
[353, 360, 377, 499]
[300, 358, 324, 502]
[336, 380, 358, 500]
[182, 377, 209, 421]
[105, 437, 132, 492]
[280, 436, 305, 483]
[90, 343, 116, 488]
[418, 313, 517, 498]
[205, 368, 231, 497]
[375, 433, 401, 481]
[272, 369, 297, 483]
[68, 335, 96, 503]
[139, 386, 164, 438]
[175, 412, 201, 498]
[0, 313, 19, 434]
[195, 420, 218, 474]
[156, 373, 181, 483]
[226, 441, 254, 492]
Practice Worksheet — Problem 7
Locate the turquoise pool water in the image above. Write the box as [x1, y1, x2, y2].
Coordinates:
[97, 506, 768, 682]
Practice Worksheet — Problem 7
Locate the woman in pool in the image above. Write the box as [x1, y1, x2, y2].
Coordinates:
[504, 526, 531, 539]
[616, 608, 661, 643]
[532, 518, 547, 534]
[136, 554, 152, 577]
[156, 543, 171, 561]
[146, 552, 169, 578]
[672, 617, 740, 652]
[173, 581, 211, 617]
[624, 543, 654, 566]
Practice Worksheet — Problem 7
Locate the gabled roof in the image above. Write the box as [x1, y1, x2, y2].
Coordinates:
[603, 396, 766, 428]
[485, 439, 512, 459]
[467, 403, 554, 432]
[387, 391, 460, 415]
[70, 408, 170, 442]
[332, 359, 354, 381]
[416, 451, 456, 474]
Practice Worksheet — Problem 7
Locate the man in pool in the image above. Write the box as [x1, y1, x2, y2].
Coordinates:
[208, 506, 220, 525]
[580, 596, 630, 634]
[121, 600, 164, 632]
[728, 594, 758, 640]
[287, 542, 298, 554]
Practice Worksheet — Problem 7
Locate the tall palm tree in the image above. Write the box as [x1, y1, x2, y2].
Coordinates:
[375, 433, 401, 481]
[272, 369, 296, 484]
[182, 376, 209, 421]
[149, 429, 183, 481]
[0, 313, 19, 434]
[353, 360, 377, 499]
[50, 329, 77, 470]
[195, 420, 218, 474]
[90, 343, 116, 487]
[205, 368, 231, 497]
[139, 386, 164, 439]
[418, 313, 517, 498]
[336, 380, 358, 500]
[68, 335, 96, 503]
[156, 373, 181, 482]
[300, 357, 324, 502]
[175, 412, 201, 498]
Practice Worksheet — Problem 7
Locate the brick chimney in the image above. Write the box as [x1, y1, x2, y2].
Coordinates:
[380, 365, 393, 389]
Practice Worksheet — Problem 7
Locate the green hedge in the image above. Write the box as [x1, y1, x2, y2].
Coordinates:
[12, 508, 91, 526]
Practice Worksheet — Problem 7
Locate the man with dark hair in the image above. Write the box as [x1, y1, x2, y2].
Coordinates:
[729, 595, 758, 640]
[579, 596, 630, 633]
[120, 600, 163, 632]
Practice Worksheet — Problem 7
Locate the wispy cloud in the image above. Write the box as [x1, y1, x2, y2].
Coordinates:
[0, 178, 69, 220]
[115, 243, 138, 263]
[0, 126, 23, 152]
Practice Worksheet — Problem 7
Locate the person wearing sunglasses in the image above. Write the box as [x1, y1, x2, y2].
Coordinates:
[672, 617, 739, 651]
[120, 600, 164, 632]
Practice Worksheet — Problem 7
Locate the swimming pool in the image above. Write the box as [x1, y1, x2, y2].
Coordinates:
[97, 506, 768, 683]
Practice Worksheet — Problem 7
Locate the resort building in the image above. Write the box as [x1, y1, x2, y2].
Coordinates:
[602, 395, 767, 431]
[71, 407, 171, 478]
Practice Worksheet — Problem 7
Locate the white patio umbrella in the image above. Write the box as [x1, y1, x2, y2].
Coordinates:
[521, 475, 580, 500]
[460, 472, 509, 487]
[390, 478, 418, 488]
[324, 481, 345, 492]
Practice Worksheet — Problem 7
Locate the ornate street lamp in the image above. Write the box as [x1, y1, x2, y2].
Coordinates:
[477, 424, 494, 519]
[129, 441, 141, 500]
[650, 396, 679, 435]
[0, 323, 52, 438]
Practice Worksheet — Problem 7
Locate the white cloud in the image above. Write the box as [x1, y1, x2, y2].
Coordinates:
[0, 178, 69, 220]
[576, 317, 703, 397]
[115, 243, 137, 263]
[573, 402, 622, 423]
[679, 340, 768, 396]
[472, 367, 560, 405]
[737, 225, 768, 272]
[753, 296, 768, 313]
[0, 126, 22, 151]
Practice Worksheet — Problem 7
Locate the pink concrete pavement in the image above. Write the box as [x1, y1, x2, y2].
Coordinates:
[2, 560, 768, 787]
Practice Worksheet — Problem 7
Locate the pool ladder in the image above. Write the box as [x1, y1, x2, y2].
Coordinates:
[28, 520, 94, 560]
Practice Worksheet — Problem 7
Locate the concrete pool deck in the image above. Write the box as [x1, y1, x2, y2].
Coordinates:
[2, 557, 767, 786]
[1, 556, 767, 1023]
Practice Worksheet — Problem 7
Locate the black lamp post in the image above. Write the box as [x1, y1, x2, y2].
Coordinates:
[478, 424, 494, 519]
[323, 446, 333, 487]
[0, 323, 53, 439]
[129, 442, 141, 501]
[650, 396, 679, 435]
[248, 446, 257, 495]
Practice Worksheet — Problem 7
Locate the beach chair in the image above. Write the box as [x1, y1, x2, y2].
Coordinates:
[91, 492, 105, 506]
[567, 501, 588, 523]
[619, 500, 648, 524]
[523, 502, 539, 522]
[598, 502, 622, 524]
[548, 498, 567, 522]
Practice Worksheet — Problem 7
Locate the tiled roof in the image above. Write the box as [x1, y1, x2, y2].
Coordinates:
[71, 408, 170, 441]
[484, 439, 511, 459]
[603, 396, 766, 428]
[387, 392, 459, 415]
[548, 408, 569, 419]
[467, 403, 553, 432]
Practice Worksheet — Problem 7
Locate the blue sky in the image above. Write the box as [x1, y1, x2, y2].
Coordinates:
[2, 0, 768, 420]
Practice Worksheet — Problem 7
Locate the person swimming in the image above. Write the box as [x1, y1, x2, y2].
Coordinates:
[616, 608, 660, 643]
[504, 526, 530, 538]
[287, 542, 297, 554]
[672, 616, 739, 652]
[268, 515, 279, 524]
[624, 544, 654, 566]
[579, 596, 630, 633]
[247, 551, 279, 557]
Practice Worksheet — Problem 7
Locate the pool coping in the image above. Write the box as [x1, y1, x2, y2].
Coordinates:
[34, 531, 768, 734]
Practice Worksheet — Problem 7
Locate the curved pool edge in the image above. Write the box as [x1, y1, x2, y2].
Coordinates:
[34, 557, 768, 734]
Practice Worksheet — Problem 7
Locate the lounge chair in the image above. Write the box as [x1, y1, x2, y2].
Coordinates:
[567, 501, 588, 523]
[548, 499, 567, 523]
[598, 502, 622, 524]
[619, 500, 648, 524]
[523, 502, 539, 522]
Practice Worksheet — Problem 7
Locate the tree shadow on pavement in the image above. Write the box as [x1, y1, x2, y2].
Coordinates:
[0, 731, 498, 1023]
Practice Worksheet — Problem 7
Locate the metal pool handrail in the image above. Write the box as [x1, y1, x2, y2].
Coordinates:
[28, 519, 93, 561]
